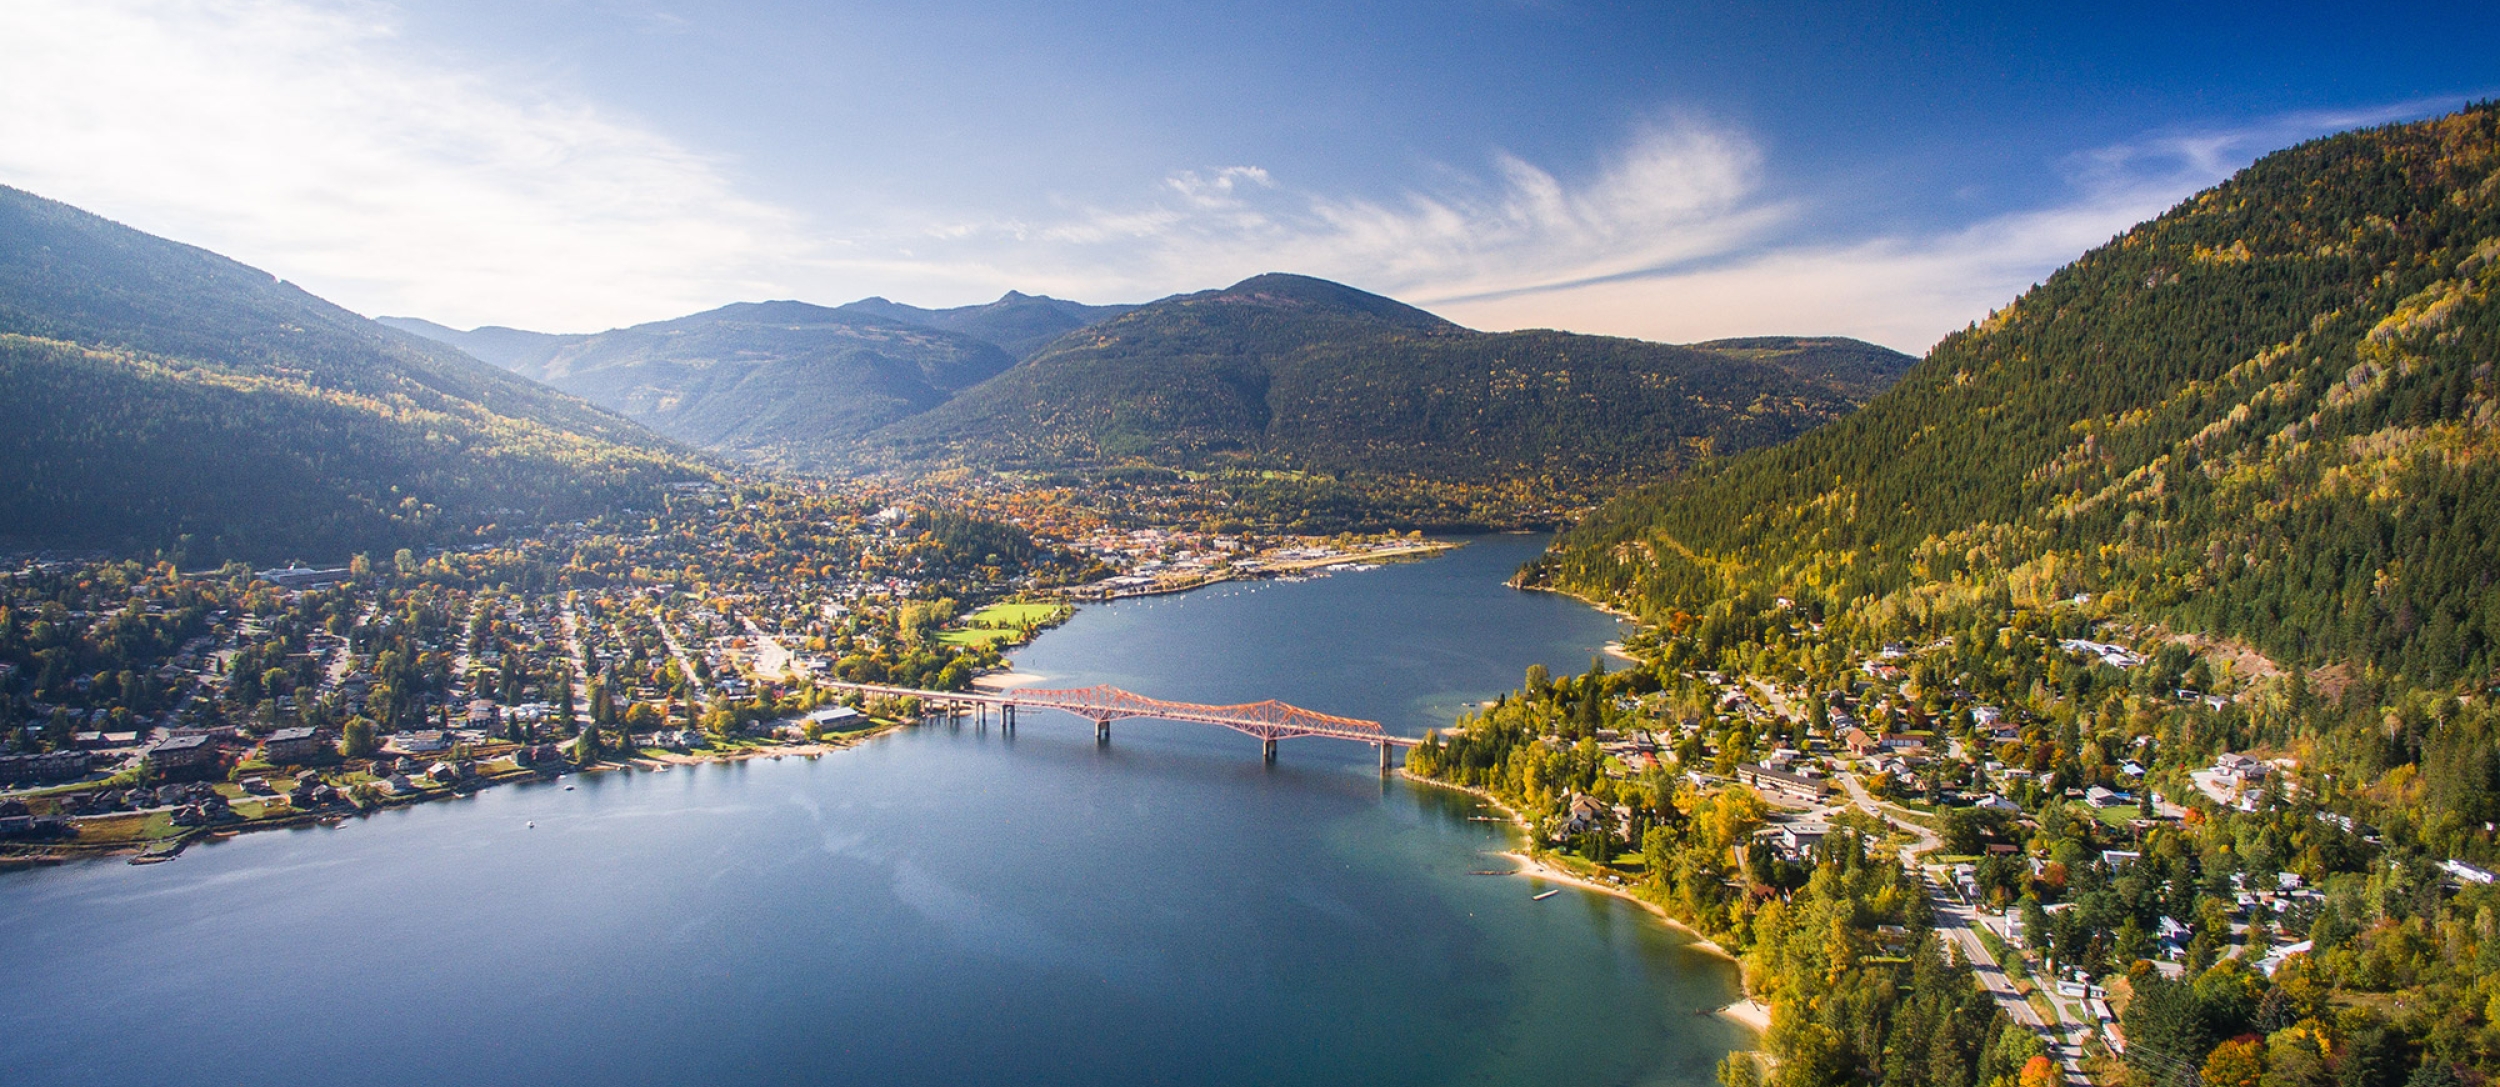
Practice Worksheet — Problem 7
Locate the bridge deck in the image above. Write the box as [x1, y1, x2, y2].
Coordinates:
[824, 681, 1420, 747]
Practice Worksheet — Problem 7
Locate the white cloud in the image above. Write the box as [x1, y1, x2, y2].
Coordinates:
[0, 0, 799, 331]
[1426, 103, 2449, 352]
[878, 117, 1788, 313]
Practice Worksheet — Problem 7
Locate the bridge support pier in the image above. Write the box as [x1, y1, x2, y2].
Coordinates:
[1377, 741, 1391, 775]
[1003, 704, 1015, 733]
[1095, 718, 1110, 743]
[1261, 738, 1277, 764]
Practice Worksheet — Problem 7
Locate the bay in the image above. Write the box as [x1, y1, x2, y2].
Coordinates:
[0, 533, 1746, 1086]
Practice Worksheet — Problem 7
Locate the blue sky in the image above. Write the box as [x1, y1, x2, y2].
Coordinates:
[2, 1, 2492, 349]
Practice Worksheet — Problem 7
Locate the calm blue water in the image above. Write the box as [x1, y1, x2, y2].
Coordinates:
[0, 534, 1745, 1086]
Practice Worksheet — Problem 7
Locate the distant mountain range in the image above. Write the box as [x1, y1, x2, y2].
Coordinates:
[380, 291, 1134, 471]
[0, 185, 707, 563]
[832, 292, 1136, 360]
[864, 273, 1911, 483]
[393, 303, 1021, 471]
[1532, 103, 2500, 686]
[392, 274, 1910, 496]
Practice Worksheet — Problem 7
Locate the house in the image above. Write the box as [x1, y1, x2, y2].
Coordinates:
[2059, 639, 2146, 668]
[260, 726, 329, 763]
[1738, 763, 1831, 803]
[388, 730, 451, 755]
[2441, 860, 2497, 886]
[1557, 793, 1611, 838]
[256, 565, 351, 590]
[2213, 752, 2270, 785]
[1972, 793, 2023, 814]
[2256, 940, 2314, 977]
[806, 706, 865, 730]
[1841, 728, 1882, 757]
[2156, 915, 2192, 959]
[655, 729, 706, 751]
[466, 700, 500, 728]
[144, 734, 219, 772]
[1773, 822, 1832, 858]
[2085, 786, 2124, 808]
[0, 750, 93, 783]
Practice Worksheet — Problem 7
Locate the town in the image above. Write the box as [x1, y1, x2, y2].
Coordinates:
[0, 477, 1441, 864]
[1410, 586, 2500, 1087]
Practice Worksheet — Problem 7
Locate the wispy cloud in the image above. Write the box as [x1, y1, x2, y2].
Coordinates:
[1426, 102, 2447, 351]
[0, 0, 798, 331]
[876, 117, 1786, 313]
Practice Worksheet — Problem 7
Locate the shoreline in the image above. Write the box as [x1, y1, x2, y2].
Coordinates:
[1511, 578, 1642, 623]
[1063, 540, 1462, 602]
[1397, 769, 1764, 1038]
[7, 721, 911, 869]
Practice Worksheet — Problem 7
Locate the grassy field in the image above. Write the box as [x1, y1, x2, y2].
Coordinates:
[963, 602, 1069, 627]
[937, 601, 1074, 648]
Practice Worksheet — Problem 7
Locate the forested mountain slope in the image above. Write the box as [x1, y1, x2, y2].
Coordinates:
[0, 185, 707, 563]
[864, 273, 1913, 487]
[836, 290, 1135, 359]
[494, 301, 1017, 471]
[374, 316, 580, 373]
[1530, 104, 2500, 686]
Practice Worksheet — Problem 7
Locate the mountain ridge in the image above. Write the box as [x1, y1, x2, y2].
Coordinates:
[1530, 103, 2500, 685]
[861, 272, 1914, 489]
[0, 184, 708, 562]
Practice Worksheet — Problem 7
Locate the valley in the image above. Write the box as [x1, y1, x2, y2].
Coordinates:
[3, 90, 2499, 1087]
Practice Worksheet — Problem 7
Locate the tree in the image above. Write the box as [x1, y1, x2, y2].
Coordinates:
[341, 717, 377, 758]
[2338, 1024, 2405, 1087]
[2021, 1055, 2063, 1087]
[2123, 974, 2215, 1085]
[2203, 1038, 2266, 1087]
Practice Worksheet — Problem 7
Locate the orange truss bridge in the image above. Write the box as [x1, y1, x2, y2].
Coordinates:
[822, 681, 1416, 769]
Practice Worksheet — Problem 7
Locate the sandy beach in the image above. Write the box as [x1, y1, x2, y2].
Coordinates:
[972, 671, 1048, 690]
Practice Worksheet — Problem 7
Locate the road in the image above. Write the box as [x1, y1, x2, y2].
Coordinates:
[1835, 766, 2092, 1082]
[559, 601, 591, 724]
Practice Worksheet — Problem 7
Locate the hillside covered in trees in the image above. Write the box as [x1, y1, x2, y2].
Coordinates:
[1533, 104, 2500, 689]
[0, 186, 710, 564]
[1492, 104, 2500, 1087]
[863, 273, 1912, 491]
[835, 290, 1136, 360]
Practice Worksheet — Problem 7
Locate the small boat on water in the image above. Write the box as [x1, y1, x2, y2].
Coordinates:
[1532, 889, 1562, 901]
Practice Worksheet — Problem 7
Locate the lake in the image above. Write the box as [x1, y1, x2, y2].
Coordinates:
[0, 534, 1746, 1086]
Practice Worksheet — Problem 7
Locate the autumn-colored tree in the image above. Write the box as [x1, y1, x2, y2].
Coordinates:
[2202, 1038, 2266, 1087]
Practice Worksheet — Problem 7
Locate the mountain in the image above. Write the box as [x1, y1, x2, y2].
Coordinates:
[449, 301, 1019, 471]
[0, 185, 707, 563]
[863, 273, 1913, 486]
[837, 290, 1135, 359]
[374, 316, 581, 373]
[1529, 103, 2500, 685]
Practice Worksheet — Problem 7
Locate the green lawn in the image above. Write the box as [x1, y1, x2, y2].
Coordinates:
[963, 602, 1069, 627]
[936, 627, 1023, 648]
